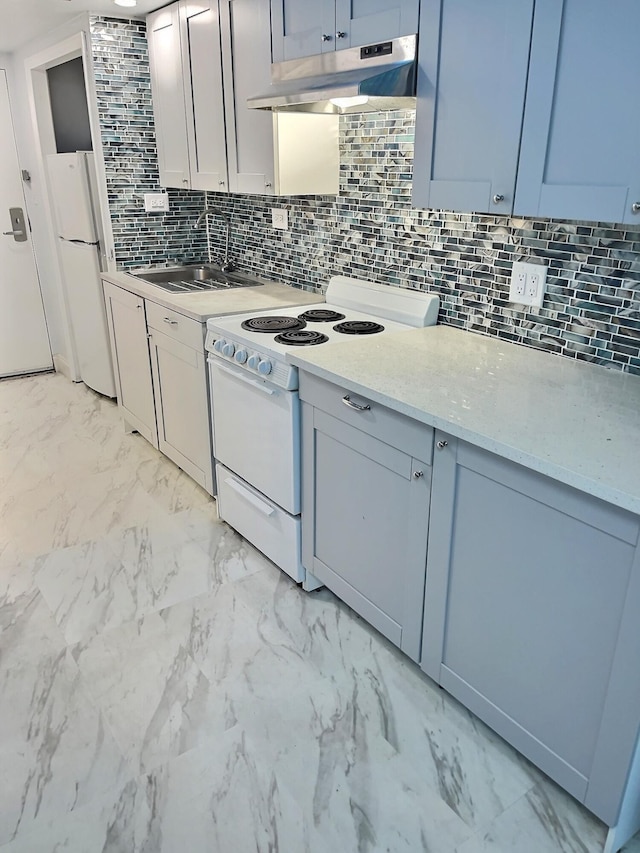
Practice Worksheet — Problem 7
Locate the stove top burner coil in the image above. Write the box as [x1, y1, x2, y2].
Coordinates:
[333, 320, 385, 335]
[241, 316, 306, 333]
[274, 330, 330, 346]
[297, 309, 346, 322]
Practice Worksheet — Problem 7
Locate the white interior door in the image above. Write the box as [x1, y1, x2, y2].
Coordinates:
[0, 70, 52, 377]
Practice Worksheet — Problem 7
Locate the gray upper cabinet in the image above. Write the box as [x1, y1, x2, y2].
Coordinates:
[413, 0, 640, 223]
[422, 433, 640, 827]
[220, 0, 276, 194]
[412, 0, 533, 215]
[514, 0, 640, 224]
[147, 4, 191, 189]
[300, 373, 433, 662]
[271, 0, 420, 62]
[147, 1, 227, 191]
[182, 1, 228, 192]
[148, 0, 339, 196]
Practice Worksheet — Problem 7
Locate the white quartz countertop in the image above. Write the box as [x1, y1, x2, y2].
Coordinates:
[288, 325, 640, 516]
[101, 271, 320, 322]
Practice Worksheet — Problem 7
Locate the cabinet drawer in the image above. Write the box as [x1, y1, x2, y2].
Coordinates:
[299, 372, 433, 464]
[145, 301, 203, 350]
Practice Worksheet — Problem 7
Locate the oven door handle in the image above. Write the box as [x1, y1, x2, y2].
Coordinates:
[214, 362, 276, 395]
[225, 477, 275, 516]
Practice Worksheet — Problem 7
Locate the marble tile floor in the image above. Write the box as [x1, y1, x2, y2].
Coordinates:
[1, 371, 638, 853]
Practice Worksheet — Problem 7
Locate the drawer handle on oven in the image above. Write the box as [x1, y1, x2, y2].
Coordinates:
[342, 394, 370, 412]
[216, 363, 275, 395]
[163, 317, 178, 326]
[225, 478, 275, 516]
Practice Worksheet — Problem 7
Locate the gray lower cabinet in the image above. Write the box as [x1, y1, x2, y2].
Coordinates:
[422, 432, 640, 830]
[103, 281, 158, 448]
[300, 373, 433, 662]
[103, 281, 214, 495]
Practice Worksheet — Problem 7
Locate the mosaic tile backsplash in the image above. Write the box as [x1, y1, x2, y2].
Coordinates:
[89, 17, 207, 269]
[88, 18, 639, 374]
[205, 112, 640, 375]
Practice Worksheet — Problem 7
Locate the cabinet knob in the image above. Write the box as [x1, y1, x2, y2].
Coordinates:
[437, 440, 448, 450]
[182, 178, 188, 184]
[321, 33, 332, 42]
[218, 180, 225, 186]
[632, 202, 640, 214]
[335, 31, 347, 39]
[493, 194, 505, 204]
[413, 470, 424, 479]
[137, 304, 142, 310]
[265, 182, 272, 188]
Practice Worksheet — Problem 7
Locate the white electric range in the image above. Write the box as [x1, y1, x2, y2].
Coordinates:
[205, 276, 440, 588]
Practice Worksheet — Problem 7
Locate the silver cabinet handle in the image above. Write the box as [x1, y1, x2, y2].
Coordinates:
[342, 394, 370, 412]
[163, 317, 178, 326]
[336, 31, 347, 38]
[413, 470, 424, 479]
[493, 194, 504, 204]
[632, 202, 640, 214]
[437, 440, 448, 450]
[3, 229, 24, 237]
[321, 33, 332, 41]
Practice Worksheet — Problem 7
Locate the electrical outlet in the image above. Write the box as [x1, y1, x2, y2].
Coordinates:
[510, 261, 548, 308]
[271, 208, 288, 230]
[144, 193, 169, 212]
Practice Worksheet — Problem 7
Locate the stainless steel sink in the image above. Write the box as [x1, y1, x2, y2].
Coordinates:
[132, 264, 264, 293]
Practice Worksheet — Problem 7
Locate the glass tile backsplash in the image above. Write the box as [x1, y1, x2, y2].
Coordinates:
[90, 18, 639, 374]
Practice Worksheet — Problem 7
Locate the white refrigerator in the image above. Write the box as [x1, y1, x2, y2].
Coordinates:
[47, 152, 116, 398]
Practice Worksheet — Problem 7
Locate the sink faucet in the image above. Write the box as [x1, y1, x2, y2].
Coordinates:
[194, 207, 235, 272]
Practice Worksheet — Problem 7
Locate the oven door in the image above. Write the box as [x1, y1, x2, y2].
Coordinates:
[208, 357, 300, 514]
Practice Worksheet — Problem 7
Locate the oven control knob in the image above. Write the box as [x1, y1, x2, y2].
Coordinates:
[257, 359, 272, 376]
[222, 342, 235, 358]
[247, 354, 261, 370]
[214, 338, 225, 353]
[234, 348, 248, 364]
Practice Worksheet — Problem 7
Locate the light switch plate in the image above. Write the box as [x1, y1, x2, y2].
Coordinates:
[144, 193, 169, 212]
[271, 208, 288, 230]
[510, 261, 548, 308]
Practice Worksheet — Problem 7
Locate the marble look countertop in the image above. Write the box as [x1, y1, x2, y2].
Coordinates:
[288, 325, 640, 516]
[101, 271, 320, 322]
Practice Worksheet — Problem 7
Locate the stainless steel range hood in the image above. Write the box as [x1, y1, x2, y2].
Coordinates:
[248, 35, 417, 115]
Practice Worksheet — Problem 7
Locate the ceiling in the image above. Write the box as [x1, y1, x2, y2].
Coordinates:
[0, 0, 167, 54]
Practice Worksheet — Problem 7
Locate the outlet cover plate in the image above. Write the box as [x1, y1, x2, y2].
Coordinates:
[271, 208, 288, 230]
[510, 261, 548, 308]
[144, 193, 169, 213]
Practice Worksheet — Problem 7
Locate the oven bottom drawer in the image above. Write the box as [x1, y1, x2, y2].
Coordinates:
[216, 464, 304, 584]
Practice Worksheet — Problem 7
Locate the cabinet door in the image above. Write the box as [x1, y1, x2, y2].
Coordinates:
[148, 327, 214, 494]
[335, 0, 419, 50]
[413, 0, 533, 214]
[302, 405, 431, 662]
[270, 0, 335, 62]
[147, 4, 190, 189]
[180, 0, 228, 192]
[422, 434, 640, 822]
[515, 0, 640, 223]
[220, 0, 275, 194]
[103, 283, 158, 447]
